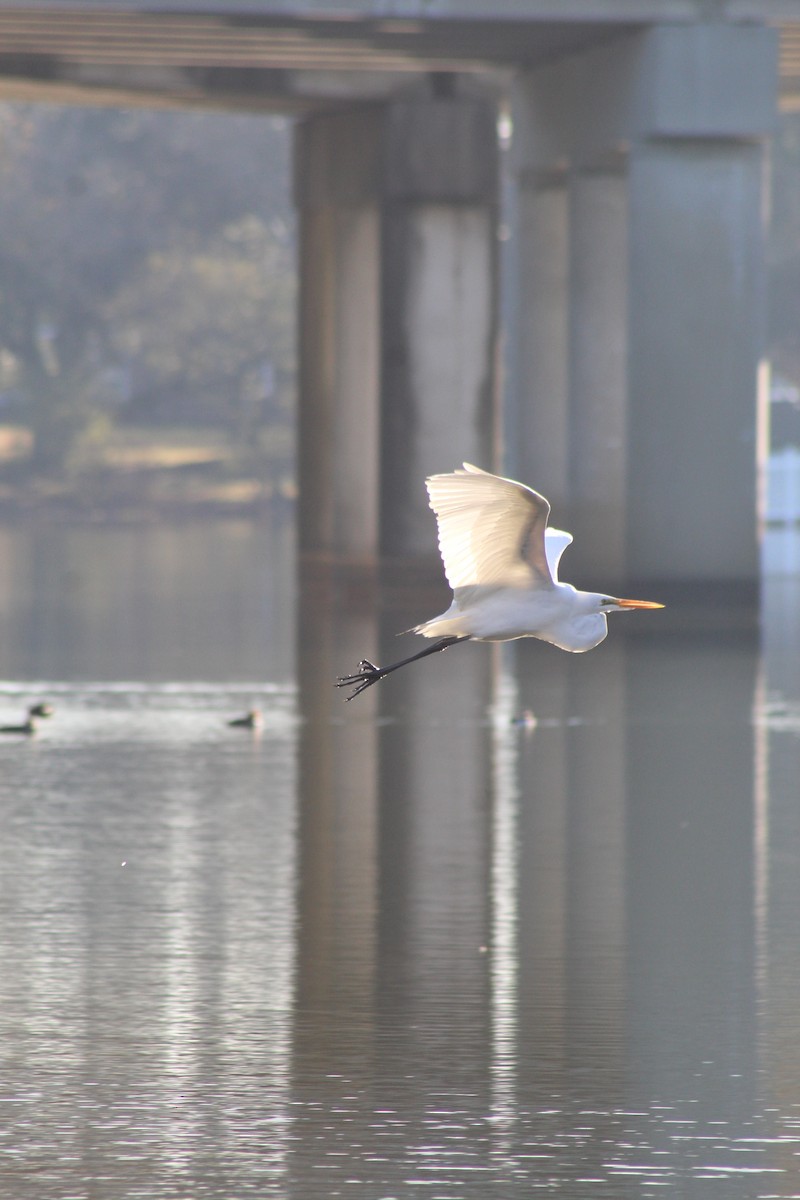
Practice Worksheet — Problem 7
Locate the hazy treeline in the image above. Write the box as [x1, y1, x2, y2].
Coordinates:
[0, 104, 295, 477]
[0, 99, 797, 485]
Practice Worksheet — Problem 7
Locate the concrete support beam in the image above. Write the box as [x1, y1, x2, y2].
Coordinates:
[627, 139, 767, 584]
[294, 109, 382, 560]
[295, 89, 499, 563]
[568, 166, 628, 583]
[514, 169, 570, 516]
[511, 23, 778, 590]
[381, 95, 499, 557]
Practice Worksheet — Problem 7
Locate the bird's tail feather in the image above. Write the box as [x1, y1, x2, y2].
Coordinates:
[404, 609, 468, 639]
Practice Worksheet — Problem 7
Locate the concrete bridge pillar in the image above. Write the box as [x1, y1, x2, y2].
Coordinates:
[294, 109, 383, 562]
[568, 164, 628, 583]
[295, 89, 499, 563]
[512, 24, 778, 592]
[379, 94, 499, 557]
[514, 168, 570, 518]
[626, 133, 767, 588]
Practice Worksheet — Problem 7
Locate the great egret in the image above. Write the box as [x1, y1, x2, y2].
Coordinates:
[336, 464, 663, 700]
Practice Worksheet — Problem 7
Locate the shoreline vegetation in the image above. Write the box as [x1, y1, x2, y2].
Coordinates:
[0, 424, 295, 521]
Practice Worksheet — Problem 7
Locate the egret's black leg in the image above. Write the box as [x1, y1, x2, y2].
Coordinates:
[336, 635, 471, 701]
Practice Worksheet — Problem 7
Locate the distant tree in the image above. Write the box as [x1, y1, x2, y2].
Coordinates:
[109, 212, 294, 441]
[0, 104, 294, 475]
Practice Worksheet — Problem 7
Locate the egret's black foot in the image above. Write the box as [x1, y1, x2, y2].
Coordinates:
[336, 636, 470, 700]
[335, 659, 386, 701]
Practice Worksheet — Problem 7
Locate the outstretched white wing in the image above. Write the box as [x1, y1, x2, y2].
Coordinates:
[544, 529, 573, 583]
[425, 463, 555, 592]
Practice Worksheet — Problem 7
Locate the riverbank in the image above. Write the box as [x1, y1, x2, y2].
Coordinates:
[0, 425, 295, 521]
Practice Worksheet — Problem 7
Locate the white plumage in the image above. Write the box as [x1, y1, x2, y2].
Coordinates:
[337, 464, 663, 699]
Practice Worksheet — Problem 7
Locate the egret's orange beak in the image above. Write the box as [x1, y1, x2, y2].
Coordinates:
[614, 598, 665, 610]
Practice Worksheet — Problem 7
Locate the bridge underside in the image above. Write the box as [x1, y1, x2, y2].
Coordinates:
[0, 7, 638, 111]
[0, 6, 791, 593]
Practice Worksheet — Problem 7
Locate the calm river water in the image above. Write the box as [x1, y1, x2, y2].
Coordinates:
[0, 512, 798, 1199]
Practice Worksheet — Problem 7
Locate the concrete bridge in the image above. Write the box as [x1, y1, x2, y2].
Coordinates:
[0, 2, 797, 593]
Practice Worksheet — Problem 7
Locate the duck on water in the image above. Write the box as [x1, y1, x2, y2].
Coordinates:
[0, 703, 54, 736]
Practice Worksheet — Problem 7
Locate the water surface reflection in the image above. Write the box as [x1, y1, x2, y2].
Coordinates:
[0, 524, 798, 1197]
[0, 517, 293, 681]
[0, 681, 297, 1198]
[292, 561, 793, 1199]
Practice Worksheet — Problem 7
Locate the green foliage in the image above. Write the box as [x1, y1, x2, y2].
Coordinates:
[0, 104, 295, 478]
[110, 214, 294, 430]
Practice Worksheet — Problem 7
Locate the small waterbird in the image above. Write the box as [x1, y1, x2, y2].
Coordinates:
[0, 702, 54, 735]
[227, 709, 263, 730]
[336, 464, 663, 700]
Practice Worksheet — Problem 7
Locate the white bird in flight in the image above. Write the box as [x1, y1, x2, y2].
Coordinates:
[336, 463, 663, 700]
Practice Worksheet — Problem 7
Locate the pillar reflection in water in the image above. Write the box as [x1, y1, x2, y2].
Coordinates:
[294, 566, 762, 1194]
[760, 575, 800, 1186]
[625, 630, 759, 1157]
[509, 642, 629, 1092]
[376, 592, 494, 1096]
[293, 559, 495, 1190]
[509, 639, 629, 1182]
[295, 557, 380, 1042]
[506, 627, 759, 1186]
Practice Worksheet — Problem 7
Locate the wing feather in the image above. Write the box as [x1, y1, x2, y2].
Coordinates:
[425, 463, 554, 592]
[544, 529, 573, 583]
